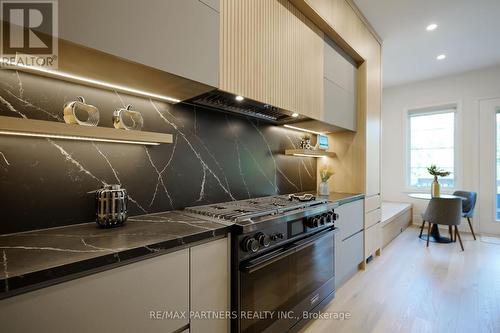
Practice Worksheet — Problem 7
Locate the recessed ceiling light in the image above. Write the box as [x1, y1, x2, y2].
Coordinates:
[291, 112, 299, 118]
[426, 23, 438, 31]
[436, 54, 446, 60]
[235, 95, 244, 102]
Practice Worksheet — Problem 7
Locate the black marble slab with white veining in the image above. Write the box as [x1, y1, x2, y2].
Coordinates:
[0, 69, 316, 235]
[0, 211, 229, 299]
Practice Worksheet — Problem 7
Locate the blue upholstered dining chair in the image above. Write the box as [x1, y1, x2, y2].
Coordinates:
[420, 197, 464, 251]
[453, 191, 478, 240]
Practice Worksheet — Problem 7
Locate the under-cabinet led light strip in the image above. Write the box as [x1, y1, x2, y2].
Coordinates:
[292, 153, 328, 158]
[0, 59, 181, 103]
[0, 130, 161, 146]
[283, 124, 325, 136]
[0, 130, 160, 146]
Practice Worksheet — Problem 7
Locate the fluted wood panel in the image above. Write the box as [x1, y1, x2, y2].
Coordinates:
[220, 0, 324, 120]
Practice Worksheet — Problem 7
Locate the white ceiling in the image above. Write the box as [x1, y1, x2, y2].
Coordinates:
[353, 0, 500, 87]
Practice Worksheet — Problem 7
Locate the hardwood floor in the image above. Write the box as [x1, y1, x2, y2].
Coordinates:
[301, 226, 500, 333]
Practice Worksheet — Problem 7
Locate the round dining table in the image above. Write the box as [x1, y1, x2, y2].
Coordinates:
[408, 193, 464, 243]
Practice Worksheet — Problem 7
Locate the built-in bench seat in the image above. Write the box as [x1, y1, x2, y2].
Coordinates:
[381, 202, 413, 248]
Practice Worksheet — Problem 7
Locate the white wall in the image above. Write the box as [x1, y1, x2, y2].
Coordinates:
[382, 63, 500, 229]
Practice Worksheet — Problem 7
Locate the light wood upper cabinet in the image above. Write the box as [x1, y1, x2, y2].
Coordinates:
[302, 0, 381, 197]
[304, 0, 368, 56]
[220, 0, 324, 120]
[59, 0, 220, 87]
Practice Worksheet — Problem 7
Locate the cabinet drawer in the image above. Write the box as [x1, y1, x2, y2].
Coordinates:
[365, 208, 381, 229]
[336, 199, 364, 241]
[0, 249, 190, 333]
[365, 195, 380, 213]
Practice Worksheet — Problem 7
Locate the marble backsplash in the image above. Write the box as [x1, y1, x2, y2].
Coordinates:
[0, 69, 316, 234]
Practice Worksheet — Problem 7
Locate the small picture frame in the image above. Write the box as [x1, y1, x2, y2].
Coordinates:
[317, 134, 329, 150]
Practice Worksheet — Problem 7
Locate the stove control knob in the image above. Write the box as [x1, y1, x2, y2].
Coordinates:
[332, 211, 339, 221]
[256, 232, 271, 248]
[320, 213, 328, 225]
[242, 237, 259, 253]
[270, 233, 284, 241]
[306, 216, 319, 228]
[326, 212, 334, 223]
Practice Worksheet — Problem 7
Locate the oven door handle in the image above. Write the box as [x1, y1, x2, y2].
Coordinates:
[241, 227, 334, 274]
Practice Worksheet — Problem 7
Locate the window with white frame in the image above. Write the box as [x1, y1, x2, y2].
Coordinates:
[407, 105, 457, 189]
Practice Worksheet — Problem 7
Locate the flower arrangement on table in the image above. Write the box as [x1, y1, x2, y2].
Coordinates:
[427, 164, 450, 197]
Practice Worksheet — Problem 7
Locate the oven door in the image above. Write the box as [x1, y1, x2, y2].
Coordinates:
[239, 227, 335, 333]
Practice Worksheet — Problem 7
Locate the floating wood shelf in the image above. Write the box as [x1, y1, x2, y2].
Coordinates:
[0, 116, 173, 146]
[285, 149, 336, 158]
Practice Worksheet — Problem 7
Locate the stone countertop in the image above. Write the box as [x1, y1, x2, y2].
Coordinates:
[323, 192, 365, 205]
[0, 211, 229, 299]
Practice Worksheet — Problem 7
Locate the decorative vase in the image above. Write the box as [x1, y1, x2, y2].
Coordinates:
[319, 181, 329, 195]
[431, 177, 440, 198]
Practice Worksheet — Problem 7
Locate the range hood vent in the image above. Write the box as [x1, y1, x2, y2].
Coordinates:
[187, 90, 302, 124]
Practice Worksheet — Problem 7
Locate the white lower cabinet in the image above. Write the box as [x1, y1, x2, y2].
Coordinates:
[190, 237, 229, 333]
[334, 199, 364, 288]
[335, 230, 364, 288]
[0, 249, 190, 333]
[365, 221, 381, 259]
[0, 236, 230, 333]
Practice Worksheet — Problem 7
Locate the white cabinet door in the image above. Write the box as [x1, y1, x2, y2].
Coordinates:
[323, 37, 357, 131]
[190, 237, 229, 333]
[335, 199, 364, 241]
[365, 221, 381, 260]
[59, 0, 219, 87]
[335, 230, 363, 288]
[0, 249, 190, 333]
[335, 200, 364, 288]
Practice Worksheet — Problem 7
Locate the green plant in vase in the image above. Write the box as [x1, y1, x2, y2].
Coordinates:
[319, 166, 334, 196]
[427, 164, 451, 197]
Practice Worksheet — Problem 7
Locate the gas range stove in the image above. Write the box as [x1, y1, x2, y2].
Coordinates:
[184, 193, 340, 333]
[185, 193, 330, 229]
[185, 193, 338, 256]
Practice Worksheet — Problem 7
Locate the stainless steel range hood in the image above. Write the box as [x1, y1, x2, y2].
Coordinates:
[186, 90, 306, 124]
[186, 90, 346, 133]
